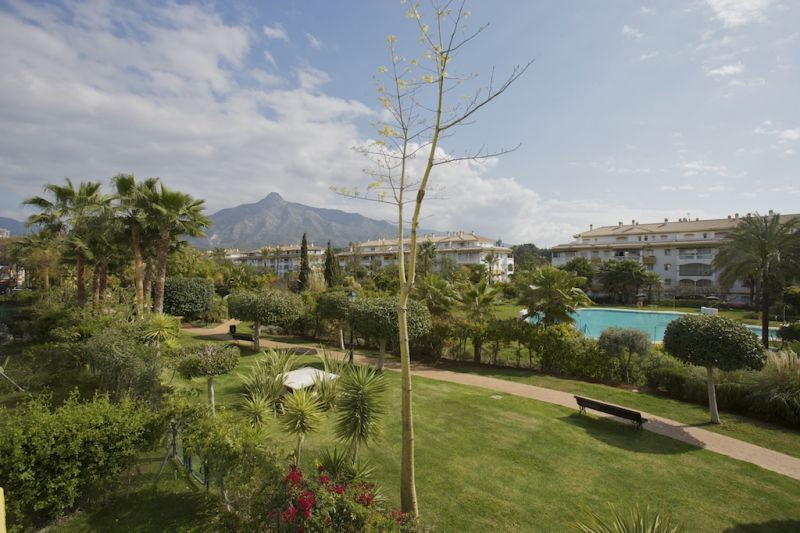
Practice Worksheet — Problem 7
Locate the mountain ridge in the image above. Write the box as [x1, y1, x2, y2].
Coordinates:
[192, 192, 409, 249]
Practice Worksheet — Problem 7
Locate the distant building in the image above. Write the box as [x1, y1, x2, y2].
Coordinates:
[228, 243, 325, 278]
[337, 231, 514, 282]
[550, 211, 800, 302]
[0, 228, 11, 239]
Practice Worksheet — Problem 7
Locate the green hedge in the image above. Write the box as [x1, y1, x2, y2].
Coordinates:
[0, 394, 158, 529]
[163, 277, 214, 319]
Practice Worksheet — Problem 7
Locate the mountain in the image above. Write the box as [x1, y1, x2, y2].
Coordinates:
[193, 193, 403, 249]
[0, 217, 26, 236]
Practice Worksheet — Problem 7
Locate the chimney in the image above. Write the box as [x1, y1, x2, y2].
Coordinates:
[618, 221, 623, 226]
[631, 219, 635, 225]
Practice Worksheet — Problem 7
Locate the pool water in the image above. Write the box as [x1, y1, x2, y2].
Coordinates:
[535, 308, 778, 342]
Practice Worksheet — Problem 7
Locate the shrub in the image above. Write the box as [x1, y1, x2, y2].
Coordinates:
[163, 277, 214, 319]
[572, 503, 683, 533]
[86, 325, 162, 402]
[228, 289, 303, 349]
[779, 322, 800, 343]
[261, 465, 416, 532]
[598, 328, 651, 384]
[201, 293, 229, 324]
[0, 394, 158, 529]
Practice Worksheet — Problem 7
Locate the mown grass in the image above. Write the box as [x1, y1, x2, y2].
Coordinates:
[439, 361, 800, 459]
[58, 331, 800, 532]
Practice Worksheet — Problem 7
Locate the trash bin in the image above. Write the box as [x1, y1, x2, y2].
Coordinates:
[229, 324, 237, 335]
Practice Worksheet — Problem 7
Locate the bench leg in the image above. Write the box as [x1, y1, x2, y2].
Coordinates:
[578, 406, 586, 415]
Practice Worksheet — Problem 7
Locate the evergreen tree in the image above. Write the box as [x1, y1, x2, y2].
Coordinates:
[323, 240, 341, 288]
[297, 232, 310, 292]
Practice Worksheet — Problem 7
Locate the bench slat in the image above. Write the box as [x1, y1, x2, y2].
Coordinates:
[574, 395, 647, 428]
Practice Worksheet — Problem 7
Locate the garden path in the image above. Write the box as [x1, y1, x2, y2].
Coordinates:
[184, 320, 800, 482]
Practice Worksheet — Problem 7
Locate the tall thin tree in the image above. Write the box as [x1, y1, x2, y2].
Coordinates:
[297, 232, 310, 292]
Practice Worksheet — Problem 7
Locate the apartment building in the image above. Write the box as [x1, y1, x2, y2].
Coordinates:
[337, 231, 515, 282]
[550, 211, 799, 302]
[228, 243, 325, 278]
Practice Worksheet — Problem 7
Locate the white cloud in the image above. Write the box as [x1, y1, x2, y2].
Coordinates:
[706, 63, 745, 76]
[729, 77, 765, 87]
[263, 50, 277, 68]
[705, 0, 773, 27]
[639, 7, 654, 14]
[622, 25, 643, 41]
[263, 22, 289, 41]
[682, 160, 729, 176]
[640, 51, 659, 60]
[305, 32, 322, 50]
[779, 128, 800, 141]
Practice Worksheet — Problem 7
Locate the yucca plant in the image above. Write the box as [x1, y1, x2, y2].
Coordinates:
[312, 371, 339, 411]
[317, 447, 378, 485]
[572, 504, 682, 533]
[240, 392, 273, 428]
[238, 349, 300, 415]
[139, 312, 181, 349]
[282, 388, 323, 465]
[335, 365, 387, 461]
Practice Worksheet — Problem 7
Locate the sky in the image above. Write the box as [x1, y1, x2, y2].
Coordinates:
[0, 0, 798, 246]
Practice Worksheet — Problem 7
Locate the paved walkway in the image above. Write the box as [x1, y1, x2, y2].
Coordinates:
[183, 320, 800, 482]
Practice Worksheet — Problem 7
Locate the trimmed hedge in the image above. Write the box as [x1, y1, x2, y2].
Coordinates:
[163, 277, 214, 319]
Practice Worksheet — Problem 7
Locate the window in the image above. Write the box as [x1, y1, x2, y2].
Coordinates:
[507, 253, 512, 258]
[664, 249, 671, 256]
[615, 237, 628, 242]
[637, 236, 642, 241]
[679, 263, 713, 276]
[683, 233, 695, 239]
[664, 263, 671, 271]
[552, 252, 560, 258]
[664, 278, 672, 286]
[507, 264, 514, 272]
[643, 236, 649, 241]
[660, 235, 668, 240]
[702, 233, 708, 239]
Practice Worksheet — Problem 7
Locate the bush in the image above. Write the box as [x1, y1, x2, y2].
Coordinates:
[163, 277, 214, 319]
[260, 465, 416, 532]
[0, 394, 158, 529]
[85, 325, 162, 402]
[779, 322, 800, 343]
[177, 343, 239, 379]
[598, 328, 651, 384]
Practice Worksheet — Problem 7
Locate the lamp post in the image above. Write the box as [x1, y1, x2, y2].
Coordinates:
[347, 290, 356, 364]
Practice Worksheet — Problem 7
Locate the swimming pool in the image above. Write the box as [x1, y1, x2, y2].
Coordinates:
[537, 308, 778, 342]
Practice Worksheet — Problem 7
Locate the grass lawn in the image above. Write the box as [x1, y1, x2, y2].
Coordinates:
[439, 361, 800, 459]
[58, 334, 800, 532]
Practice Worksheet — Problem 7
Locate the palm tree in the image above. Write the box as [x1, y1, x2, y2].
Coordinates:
[414, 274, 456, 316]
[335, 365, 387, 461]
[417, 240, 437, 276]
[23, 179, 111, 307]
[14, 232, 60, 292]
[146, 183, 210, 313]
[458, 279, 500, 363]
[281, 388, 323, 465]
[714, 213, 800, 347]
[114, 174, 159, 316]
[518, 266, 591, 326]
[482, 251, 501, 285]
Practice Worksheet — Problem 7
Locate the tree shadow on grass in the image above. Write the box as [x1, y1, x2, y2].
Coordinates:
[559, 412, 700, 454]
[724, 520, 800, 532]
[82, 489, 210, 533]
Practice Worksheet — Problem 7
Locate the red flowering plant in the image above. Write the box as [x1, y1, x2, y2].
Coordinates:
[262, 463, 417, 532]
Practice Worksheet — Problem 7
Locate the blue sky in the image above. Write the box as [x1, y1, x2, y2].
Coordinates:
[0, 0, 797, 245]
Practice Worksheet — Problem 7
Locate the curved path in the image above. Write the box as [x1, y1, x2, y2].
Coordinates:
[183, 320, 800, 482]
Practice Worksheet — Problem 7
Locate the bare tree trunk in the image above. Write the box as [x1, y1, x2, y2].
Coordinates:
[706, 366, 720, 424]
[473, 337, 482, 364]
[143, 256, 153, 311]
[761, 269, 770, 349]
[153, 228, 170, 313]
[339, 325, 345, 350]
[91, 266, 100, 310]
[42, 264, 50, 292]
[378, 338, 386, 371]
[253, 321, 261, 351]
[76, 256, 86, 307]
[208, 376, 216, 415]
[99, 263, 108, 303]
[132, 224, 144, 316]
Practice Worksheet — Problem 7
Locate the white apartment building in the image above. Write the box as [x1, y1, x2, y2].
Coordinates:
[227, 243, 325, 278]
[550, 212, 800, 302]
[0, 228, 11, 239]
[337, 231, 515, 282]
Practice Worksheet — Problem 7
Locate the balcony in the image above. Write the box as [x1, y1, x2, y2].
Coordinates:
[643, 256, 657, 265]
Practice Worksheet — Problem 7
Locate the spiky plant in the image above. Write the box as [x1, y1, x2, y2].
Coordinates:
[281, 389, 323, 465]
[240, 393, 273, 429]
[571, 504, 682, 533]
[334, 365, 387, 460]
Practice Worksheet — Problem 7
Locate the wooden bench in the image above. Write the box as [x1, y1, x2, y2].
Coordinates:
[230, 332, 255, 343]
[574, 396, 647, 430]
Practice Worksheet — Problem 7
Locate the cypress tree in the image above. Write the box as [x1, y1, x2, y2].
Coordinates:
[323, 241, 341, 287]
[297, 232, 310, 292]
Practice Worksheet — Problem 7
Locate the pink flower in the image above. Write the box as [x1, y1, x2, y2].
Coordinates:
[319, 474, 330, 485]
[334, 485, 345, 495]
[285, 468, 302, 487]
[298, 490, 316, 518]
[282, 506, 297, 523]
[359, 492, 375, 507]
